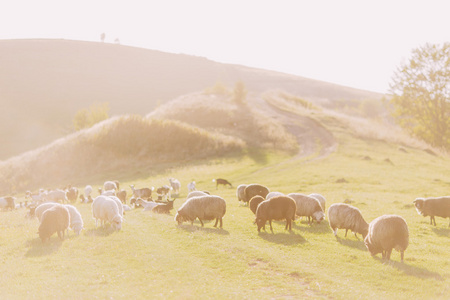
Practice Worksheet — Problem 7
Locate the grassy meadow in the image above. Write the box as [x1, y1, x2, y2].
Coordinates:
[1, 115, 449, 299]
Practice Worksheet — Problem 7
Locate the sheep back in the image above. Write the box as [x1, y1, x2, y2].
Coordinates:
[64, 204, 84, 235]
[255, 196, 296, 232]
[35, 203, 60, 222]
[309, 193, 326, 211]
[288, 193, 325, 224]
[244, 184, 270, 203]
[413, 196, 450, 226]
[187, 191, 208, 199]
[38, 205, 70, 242]
[327, 203, 368, 238]
[249, 195, 265, 215]
[266, 191, 284, 200]
[92, 196, 122, 231]
[364, 214, 409, 262]
[175, 195, 226, 228]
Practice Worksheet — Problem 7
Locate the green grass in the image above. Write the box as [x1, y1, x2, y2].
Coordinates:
[1, 121, 449, 299]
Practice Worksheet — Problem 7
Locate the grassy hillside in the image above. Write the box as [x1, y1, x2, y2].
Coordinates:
[0, 105, 448, 299]
[0, 39, 382, 159]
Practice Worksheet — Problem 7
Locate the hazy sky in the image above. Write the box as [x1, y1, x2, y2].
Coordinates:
[1, 0, 449, 93]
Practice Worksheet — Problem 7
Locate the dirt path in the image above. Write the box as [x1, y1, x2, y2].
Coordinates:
[251, 96, 337, 160]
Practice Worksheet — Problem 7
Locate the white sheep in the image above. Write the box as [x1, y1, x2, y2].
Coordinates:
[327, 203, 368, 239]
[287, 193, 325, 224]
[0, 196, 16, 210]
[236, 184, 247, 203]
[309, 193, 326, 211]
[103, 180, 119, 191]
[175, 195, 226, 228]
[64, 204, 84, 235]
[135, 198, 164, 211]
[92, 195, 123, 231]
[45, 189, 67, 203]
[187, 181, 196, 192]
[169, 178, 181, 195]
[107, 195, 124, 217]
[364, 214, 409, 262]
[84, 185, 93, 198]
[186, 191, 208, 199]
[265, 191, 285, 200]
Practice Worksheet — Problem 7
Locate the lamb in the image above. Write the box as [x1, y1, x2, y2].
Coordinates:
[135, 198, 164, 211]
[244, 184, 270, 204]
[65, 186, 79, 203]
[168, 178, 181, 195]
[130, 184, 154, 199]
[364, 214, 409, 262]
[287, 193, 325, 224]
[255, 195, 296, 232]
[80, 185, 93, 203]
[92, 195, 123, 231]
[327, 203, 369, 239]
[309, 193, 326, 211]
[249, 195, 265, 215]
[175, 195, 226, 228]
[103, 180, 119, 191]
[413, 196, 450, 227]
[266, 191, 284, 200]
[187, 181, 196, 192]
[0, 196, 16, 210]
[38, 205, 70, 242]
[116, 189, 127, 204]
[152, 199, 176, 214]
[45, 189, 67, 203]
[236, 184, 247, 203]
[212, 178, 232, 189]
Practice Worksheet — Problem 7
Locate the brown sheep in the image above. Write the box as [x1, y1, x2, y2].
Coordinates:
[413, 196, 450, 227]
[244, 184, 270, 204]
[38, 205, 70, 243]
[175, 195, 226, 228]
[328, 203, 369, 239]
[213, 178, 232, 189]
[249, 195, 265, 215]
[364, 215, 409, 262]
[255, 195, 296, 233]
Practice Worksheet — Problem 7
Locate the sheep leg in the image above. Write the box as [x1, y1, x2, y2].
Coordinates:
[386, 249, 392, 261]
[269, 220, 274, 233]
[198, 218, 204, 227]
[219, 217, 223, 228]
[381, 251, 386, 260]
[345, 229, 348, 237]
[400, 251, 404, 263]
[286, 219, 291, 231]
[431, 216, 436, 226]
[213, 218, 219, 227]
[354, 232, 359, 240]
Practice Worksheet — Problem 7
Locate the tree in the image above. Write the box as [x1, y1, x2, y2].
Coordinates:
[73, 102, 110, 131]
[389, 43, 450, 148]
[233, 81, 247, 104]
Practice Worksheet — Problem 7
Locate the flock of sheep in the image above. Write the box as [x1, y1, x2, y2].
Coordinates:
[1, 177, 449, 263]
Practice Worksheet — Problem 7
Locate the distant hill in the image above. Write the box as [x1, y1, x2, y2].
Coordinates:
[0, 39, 383, 160]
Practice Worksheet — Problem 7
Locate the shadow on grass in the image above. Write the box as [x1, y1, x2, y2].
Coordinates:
[24, 237, 62, 257]
[371, 256, 444, 280]
[84, 226, 116, 237]
[335, 236, 367, 251]
[177, 223, 230, 235]
[258, 231, 307, 245]
[292, 220, 331, 234]
[431, 227, 449, 237]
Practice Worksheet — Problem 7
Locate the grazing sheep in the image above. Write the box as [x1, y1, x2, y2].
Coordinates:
[25, 190, 47, 203]
[64, 204, 84, 235]
[35, 203, 62, 222]
[65, 187, 79, 203]
[175, 195, 226, 228]
[38, 205, 70, 243]
[186, 191, 208, 199]
[255, 195, 296, 233]
[249, 195, 265, 215]
[0, 196, 16, 210]
[92, 196, 123, 231]
[327, 203, 369, 239]
[236, 184, 247, 203]
[244, 184, 270, 204]
[187, 181, 196, 192]
[168, 178, 181, 195]
[152, 199, 176, 214]
[84, 185, 93, 198]
[364, 214, 409, 262]
[287, 193, 325, 225]
[107, 196, 124, 217]
[130, 184, 154, 200]
[103, 180, 118, 191]
[213, 178, 232, 189]
[45, 189, 67, 203]
[266, 191, 284, 200]
[413, 196, 450, 227]
[309, 193, 326, 211]
[116, 189, 127, 204]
